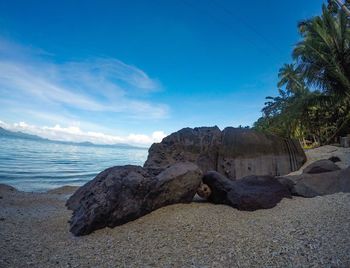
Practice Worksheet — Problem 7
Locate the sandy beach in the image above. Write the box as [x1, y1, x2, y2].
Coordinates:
[1, 146, 350, 267]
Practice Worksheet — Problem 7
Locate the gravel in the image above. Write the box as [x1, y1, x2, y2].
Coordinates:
[0, 185, 349, 268]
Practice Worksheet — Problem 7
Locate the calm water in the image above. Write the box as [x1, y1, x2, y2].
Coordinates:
[0, 137, 148, 192]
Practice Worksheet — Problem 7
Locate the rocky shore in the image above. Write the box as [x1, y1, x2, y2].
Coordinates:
[0, 145, 350, 267]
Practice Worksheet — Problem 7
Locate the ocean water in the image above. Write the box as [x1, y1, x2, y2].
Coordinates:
[0, 137, 148, 192]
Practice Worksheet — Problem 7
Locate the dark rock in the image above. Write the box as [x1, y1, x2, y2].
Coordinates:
[202, 171, 291, 211]
[66, 180, 95, 211]
[144, 127, 306, 180]
[277, 176, 296, 192]
[143, 163, 202, 211]
[67, 162, 202, 236]
[329, 156, 341, 163]
[284, 167, 350, 197]
[303, 159, 340, 174]
[144, 127, 221, 175]
[217, 128, 306, 179]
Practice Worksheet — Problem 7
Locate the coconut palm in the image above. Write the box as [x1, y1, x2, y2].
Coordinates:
[293, 5, 350, 142]
[258, 65, 312, 141]
[293, 5, 350, 99]
[277, 63, 308, 97]
[254, 4, 350, 145]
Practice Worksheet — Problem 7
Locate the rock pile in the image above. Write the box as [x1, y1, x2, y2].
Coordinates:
[279, 161, 350, 198]
[67, 127, 350, 236]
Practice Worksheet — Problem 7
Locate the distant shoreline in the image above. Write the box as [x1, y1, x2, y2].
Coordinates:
[0, 127, 149, 149]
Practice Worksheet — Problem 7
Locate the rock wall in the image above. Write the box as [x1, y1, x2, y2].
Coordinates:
[144, 127, 306, 179]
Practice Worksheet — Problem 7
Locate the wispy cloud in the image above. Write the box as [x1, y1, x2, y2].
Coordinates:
[0, 37, 170, 144]
[0, 38, 168, 119]
[0, 120, 166, 146]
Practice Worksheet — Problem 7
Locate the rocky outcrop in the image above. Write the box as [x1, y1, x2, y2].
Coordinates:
[67, 162, 202, 236]
[281, 167, 350, 198]
[217, 128, 305, 179]
[201, 171, 291, 210]
[302, 159, 340, 174]
[144, 127, 306, 179]
[66, 126, 308, 236]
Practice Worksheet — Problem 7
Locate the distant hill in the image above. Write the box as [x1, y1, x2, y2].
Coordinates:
[0, 127, 47, 141]
[0, 127, 147, 149]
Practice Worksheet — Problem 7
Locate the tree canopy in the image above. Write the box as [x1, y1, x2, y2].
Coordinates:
[254, 3, 350, 147]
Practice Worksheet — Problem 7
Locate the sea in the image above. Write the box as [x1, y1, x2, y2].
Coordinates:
[0, 136, 148, 192]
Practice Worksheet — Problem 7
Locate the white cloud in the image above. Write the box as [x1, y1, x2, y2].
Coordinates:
[152, 131, 167, 141]
[66, 58, 161, 91]
[0, 38, 170, 144]
[0, 40, 168, 119]
[0, 120, 166, 146]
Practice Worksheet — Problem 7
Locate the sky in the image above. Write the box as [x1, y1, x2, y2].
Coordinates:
[0, 0, 325, 146]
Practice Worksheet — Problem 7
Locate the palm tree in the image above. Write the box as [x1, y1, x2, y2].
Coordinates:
[258, 65, 311, 141]
[293, 5, 350, 98]
[254, 4, 350, 145]
[293, 5, 350, 142]
[278, 63, 307, 96]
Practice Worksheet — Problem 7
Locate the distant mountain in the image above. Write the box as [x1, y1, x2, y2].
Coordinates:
[0, 127, 147, 149]
[0, 127, 48, 141]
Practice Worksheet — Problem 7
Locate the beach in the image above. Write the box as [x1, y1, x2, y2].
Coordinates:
[1, 0, 349, 266]
[1, 146, 350, 267]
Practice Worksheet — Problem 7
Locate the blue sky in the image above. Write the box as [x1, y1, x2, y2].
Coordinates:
[0, 0, 324, 145]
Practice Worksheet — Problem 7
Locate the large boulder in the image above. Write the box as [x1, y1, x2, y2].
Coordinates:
[201, 171, 291, 210]
[302, 159, 340, 174]
[144, 127, 306, 179]
[282, 167, 350, 198]
[67, 162, 202, 236]
[217, 128, 305, 179]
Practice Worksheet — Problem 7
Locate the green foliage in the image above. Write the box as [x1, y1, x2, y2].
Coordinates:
[254, 4, 350, 146]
